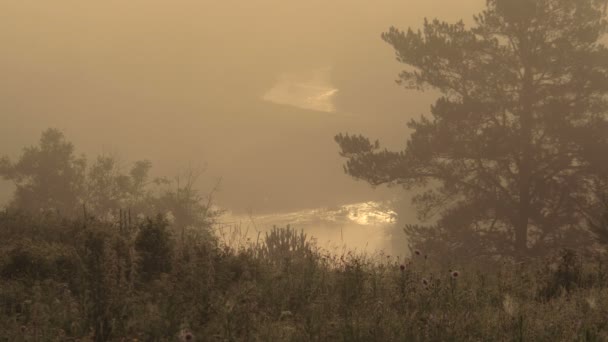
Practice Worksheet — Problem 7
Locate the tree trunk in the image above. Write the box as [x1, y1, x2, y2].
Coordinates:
[516, 43, 534, 255]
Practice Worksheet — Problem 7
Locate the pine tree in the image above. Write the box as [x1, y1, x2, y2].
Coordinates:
[335, 0, 608, 257]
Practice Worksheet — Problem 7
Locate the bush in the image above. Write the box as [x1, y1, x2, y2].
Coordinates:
[135, 214, 173, 282]
[260, 225, 316, 267]
[1, 241, 78, 284]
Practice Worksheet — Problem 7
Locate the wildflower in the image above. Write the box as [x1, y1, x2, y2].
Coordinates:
[414, 249, 421, 256]
[400, 264, 406, 271]
[586, 296, 597, 310]
[502, 294, 517, 317]
[179, 329, 194, 341]
[280, 310, 293, 320]
[450, 270, 460, 279]
[165, 211, 176, 224]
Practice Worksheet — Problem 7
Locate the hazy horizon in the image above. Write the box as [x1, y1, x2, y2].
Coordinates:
[0, 1, 485, 215]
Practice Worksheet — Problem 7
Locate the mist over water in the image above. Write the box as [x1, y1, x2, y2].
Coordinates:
[3, 1, 608, 339]
[220, 200, 401, 255]
[0, 0, 485, 252]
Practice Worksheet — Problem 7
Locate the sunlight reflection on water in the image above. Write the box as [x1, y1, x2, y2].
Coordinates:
[218, 201, 400, 255]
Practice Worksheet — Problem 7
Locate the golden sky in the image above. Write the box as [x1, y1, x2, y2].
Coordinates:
[0, 0, 485, 213]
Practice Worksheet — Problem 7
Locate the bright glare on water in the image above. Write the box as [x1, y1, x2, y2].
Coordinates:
[218, 201, 400, 255]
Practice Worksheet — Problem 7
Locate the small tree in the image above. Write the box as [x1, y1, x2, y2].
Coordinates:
[0, 128, 86, 216]
[148, 169, 222, 246]
[84, 156, 153, 216]
[335, 0, 608, 257]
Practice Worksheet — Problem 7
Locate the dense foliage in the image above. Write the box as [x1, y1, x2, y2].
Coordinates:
[2, 212, 608, 341]
[0, 129, 221, 238]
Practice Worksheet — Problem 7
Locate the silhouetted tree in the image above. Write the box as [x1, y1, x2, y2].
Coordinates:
[148, 169, 222, 245]
[85, 156, 153, 216]
[0, 129, 160, 218]
[0, 128, 86, 216]
[335, 0, 608, 257]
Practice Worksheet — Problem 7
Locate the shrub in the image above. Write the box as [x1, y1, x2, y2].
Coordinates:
[135, 214, 173, 282]
[1, 241, 77, 284]
[260, 224, 315, 267]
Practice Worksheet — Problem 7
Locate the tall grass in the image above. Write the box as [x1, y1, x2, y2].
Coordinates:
[1, 210, 607, 341]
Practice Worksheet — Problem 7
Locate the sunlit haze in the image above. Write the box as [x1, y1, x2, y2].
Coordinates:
[1, 0, 485, 252]
[3, 1, 608, 338]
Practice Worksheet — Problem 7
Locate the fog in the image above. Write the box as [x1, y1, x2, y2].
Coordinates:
[0, 1, 484, 252]
[4, 2, 608, 337]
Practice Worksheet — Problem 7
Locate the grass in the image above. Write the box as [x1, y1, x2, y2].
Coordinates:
[0, 211, 607, 341]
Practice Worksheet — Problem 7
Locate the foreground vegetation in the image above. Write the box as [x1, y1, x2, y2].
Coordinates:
[3, 0, 608, 340]
[0, 211, 607, 341]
